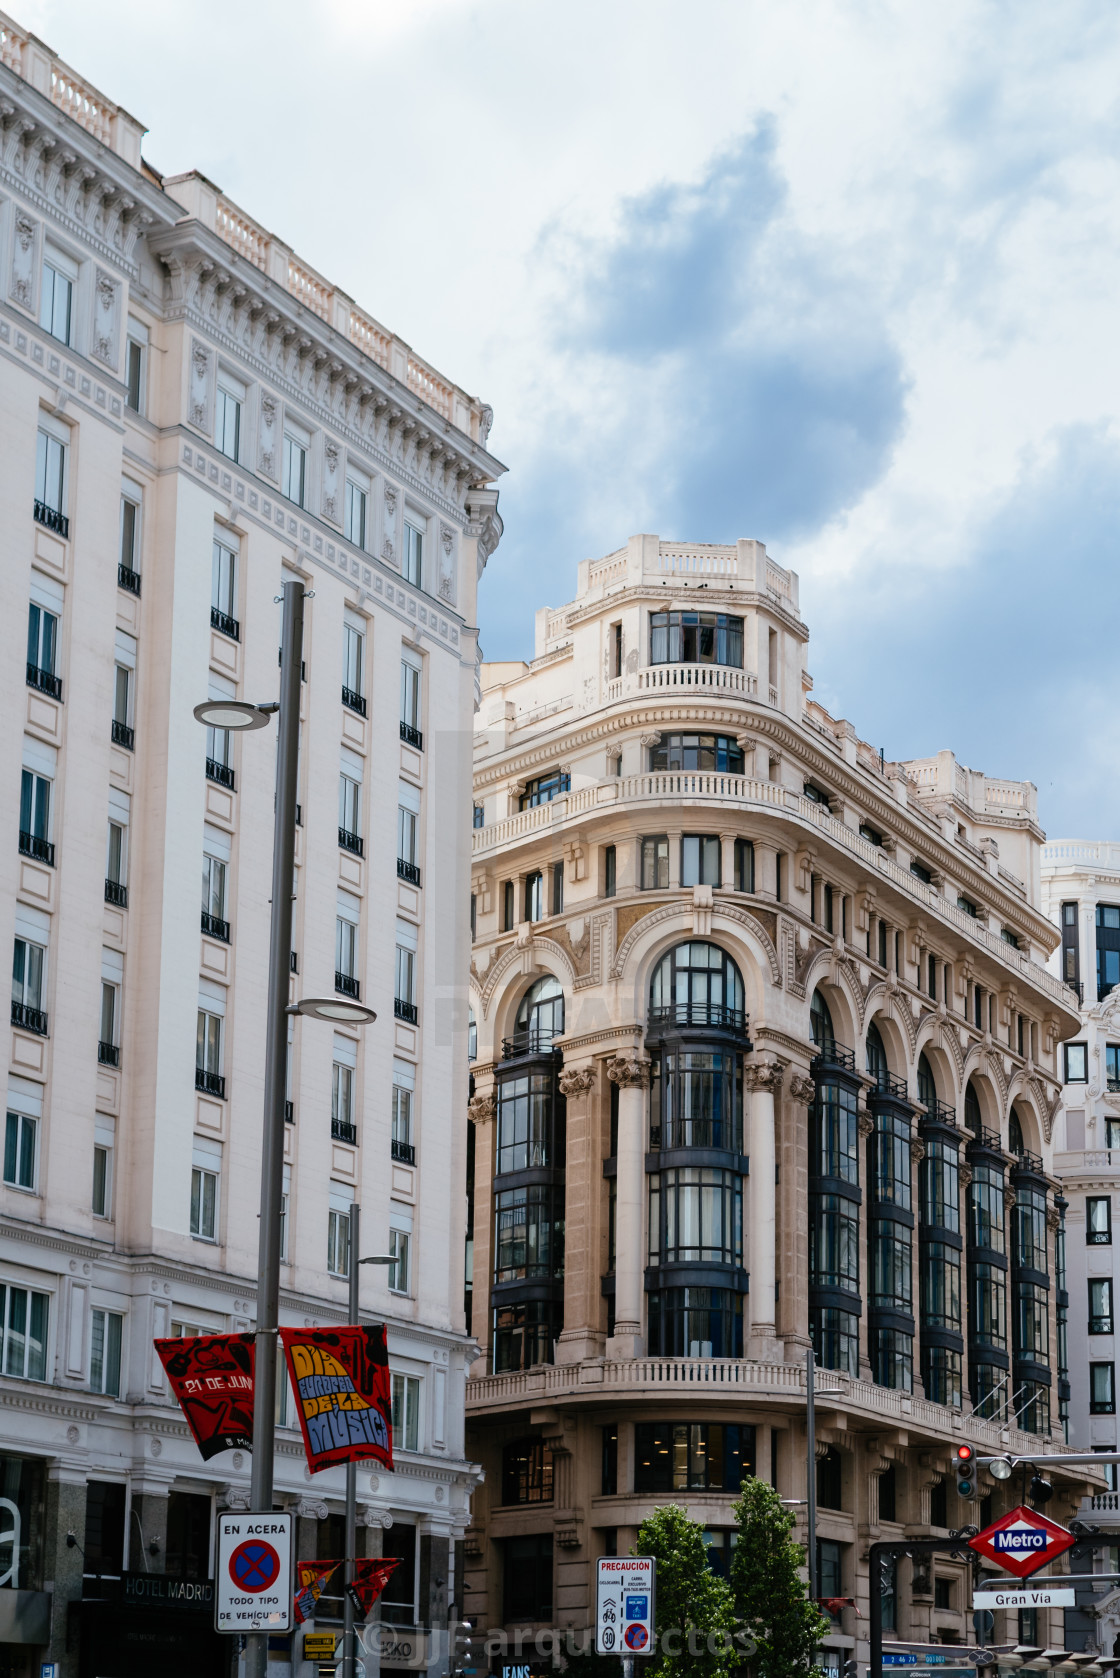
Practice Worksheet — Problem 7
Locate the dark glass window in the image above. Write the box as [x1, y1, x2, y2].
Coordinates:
[603, 845, 616, 898]
[165, 1491, 212, 1581]
[970, 1163, 1005, 1253]
[519, 770, 570, 810]
[923, 1345, 963, 1409]
[503, 1533, 554, 1622]
[702, 1529, 737, 1580]
[1013, 1184, 1048, 1272]
[494, 1186, 564, 1282]
[501, 1438, 554, 1505]
[1098, 904, 1120, 1001]
[879, 1463, 897, 1522]
[971, 1262, 1007, 1350]
[650, 1049, 743, 1151]
[649, 1167, 742, 1266]
[810, 1195, 860, 1289]
[871, 1227, 913, 1312]
[633, 1423, 755, 1493]
[817, 1537, 842, 1596]
[380, 1522, 416, 1625]
[640, 835, 669, 889]
[648, 941, 745, 1030]
[930, 1478, 948, 1527]
[810, 1306, 859, 1375]
[803, 783, 830, 810]
[680, 834, 721, 887]
[817, 1445, 843, 1510]
[1015, 1281, 1049, 1357]
[872, 1327, 913, 1391]
[649, 611, 743, 668]
[646, 1287, 743, 1358]
[921, 1242, 962, 1330]
[964, 1082, 982, 1135]
[810, 988, 836, 1054]
[920, 1136, 960, 1233]
[1091, 1363, 1116, 1414]
[0, 1456, 44, 1591]
[734, 838, 754, 892]
[649, 733, 744, 773]
[497, 1072, 559, 1173]
[1088, 1197, 1112, 1244]
[1018, 1382, 1050, 1436]
[911, 860, 932, 884]
[874, 1109, 912, 1209]
[83, 1480, 126, 1577]
[601, 1425, 618, 1495]
[812, 1083, 860, 1183]
[512, 975, 565, 1052]
[492, 1300, 561, 1373]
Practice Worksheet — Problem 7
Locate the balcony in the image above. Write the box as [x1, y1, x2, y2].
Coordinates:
[647, 1001, 748, 1036]
[201, 911, 230, 943]
[117, 562, 141, 597]
[399, 720, 423, 750]
[19, 831, 54, 867]
[1066, 979, 1085, 1005]
[397, 858, 421, 886]
[922, 1097, 958, 1125]
[33, 500, 68, 538]
[501, 1028, 559, 1059]
[342, 686, 367, 717]
[1009, 1146, 1046, 1175]
[870, 1068, 910, 1102]
[290, 951, 298, 974]
[26, 663, 62, 701]
[335, 972, 361, 1000]
[206, 758, 235, 791]
[391, 1138, 416, 1165]
[11, 1000, 48, 1035]
[195, 1068, 226, 1098]
[111, 719, 134, 750]
[339, 827, 364, 858]
[98, 1041, 120, 1067]
[104, 878, 128, 908]
[394, 998, 418, 1024]
[285, 1101, 294, 1123]
[331, 1117, 358, 1145]
[811, 1037, 858, 1073]
[211, 606, 240, 641]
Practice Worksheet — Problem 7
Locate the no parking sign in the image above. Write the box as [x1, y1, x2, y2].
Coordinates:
[216, 1512, 293, 1632]
[596, 1558, 655, 1658]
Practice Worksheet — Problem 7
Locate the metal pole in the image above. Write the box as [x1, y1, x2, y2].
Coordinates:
[869, 1542, 884, 1678]
[806, 1347, 817, 1600]
[245, 579, 304, 1678]
[343, 1202, 361, 1678]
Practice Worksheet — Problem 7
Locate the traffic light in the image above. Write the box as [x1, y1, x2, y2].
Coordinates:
[843, 1661, 860, 1678]
[955, 1443, 977, 1500]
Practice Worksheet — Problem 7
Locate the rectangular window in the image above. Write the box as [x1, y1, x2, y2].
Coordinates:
[601, 1424, 618, 1495]
[282, 433, 307, 506]
[1091, 1362, 1116, 1414]
[196, 1009, 222, 1078]
[35, 429, 66, 519]
[119, 494, 140, 589]
[40, 258, 73, 344]
[604, 845, 616, 898]
[641, 835, 670, 890]
[395, 945, 415, 1009]
[1091, 1278, 1114, 1335]
[1089, 1197, 1113, 1244]
[400, 658, 422, 745]
[201, 852, 228, 937]
[551, 860, 564, 916]
[524, 872, 543, 924]
[215, 385, 241, 461]
[331, 1060, 355, 1142]
[0, 1283, 49, 1380]
[389, 1227, 410, 1294]
[89, 1309, 123, 1397]
[681, 834, 721, 887]
[3, 1110, 37, 1191]
[99, 979, 118, 1058]
[327, 1203, 351, 1277]
[343, 621, 365, 707]
[92, 1118, 114, 1219]
[211, 540, 238, 637]
[502, 1437, 554, 1504]
[734, 838, 754, 892]
[633, 1422, 756, 1492]
[403, 520, 423, 587]
[519, 770, 571, 809]
[391, 1372, 420, 1452]
[125, 329, 146, 413]
[1065, 1043, 1088, 1082]
[503, 880, 515, 931]
[339, 772, 362, 846]
[12, 934, 46, 1016]
[503, 1533, 553, 1624]
[392, 1069, 413, 1153]
[345, 479, 367, 547]
[20, 767, 51, 859]
[190, 1142, 220, 1240]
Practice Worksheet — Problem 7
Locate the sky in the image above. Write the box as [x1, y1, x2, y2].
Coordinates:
[21, 0, 1120, 837]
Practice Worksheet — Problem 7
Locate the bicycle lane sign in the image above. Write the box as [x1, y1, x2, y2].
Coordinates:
[596, 1557, 655, 1657]
[216, 1512, 293, 1633]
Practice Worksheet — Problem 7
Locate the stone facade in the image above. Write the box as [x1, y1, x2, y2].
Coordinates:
[0, 12, 500, 1676]
[465, 534, 1090, 1670]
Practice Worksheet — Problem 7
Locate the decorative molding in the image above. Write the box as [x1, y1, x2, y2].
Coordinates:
[788, 1073, 816, 1105]
[467, 1092, 496, 1126]
[558, 1066, 596, 1097]
[606, 1054, 651, 1090]
[744, 1060, 784, 1095]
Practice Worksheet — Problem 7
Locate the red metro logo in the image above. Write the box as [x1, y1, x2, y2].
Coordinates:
[969, 1505, 1076, 1578]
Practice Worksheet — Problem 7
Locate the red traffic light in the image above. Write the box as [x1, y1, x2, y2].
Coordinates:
[956, 1445, 974, 1462]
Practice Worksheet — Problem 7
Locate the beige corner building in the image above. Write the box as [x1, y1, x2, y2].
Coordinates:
[464, 535, 1090, 1668]
[0, 13, 500, 1677]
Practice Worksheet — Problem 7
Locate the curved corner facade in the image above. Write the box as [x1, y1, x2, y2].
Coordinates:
[465, 533, 1085, 1666]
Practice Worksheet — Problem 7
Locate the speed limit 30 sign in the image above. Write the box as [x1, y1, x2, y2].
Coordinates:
[596, 1557, 655, 1657]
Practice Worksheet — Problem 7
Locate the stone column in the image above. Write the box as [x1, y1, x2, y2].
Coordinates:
[556, 1064, 601, 1364]
[745, 1060, 784, 1360]
[780, 1072, 816, 1353]
[44, 1464, 87, 1678]
[720, 830, 738, 891]
[606, 1054, 651, 1358]
[467, 1084, 497, 1366]
[130, 1480, 171, 1572]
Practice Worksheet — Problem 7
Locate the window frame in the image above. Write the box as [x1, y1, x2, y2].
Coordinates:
[282, 432, 308, 508]
[215, 384, 242, 463]
[1091, 1361, 1116, 1414]
[3, 1110, 37, 1192]
[1064, 1042, 1088, 1083]
[0, 1281, 49, 1380]
[1088, 1197, 1113, 1245]
[40, 255, 74, 345]
[89, 1307, 123, 1397]
[190, 1163, 219, 1241]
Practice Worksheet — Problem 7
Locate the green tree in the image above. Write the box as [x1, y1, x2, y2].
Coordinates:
[636, 1503, 738, 1678]
[729, 1478, 829, 1678]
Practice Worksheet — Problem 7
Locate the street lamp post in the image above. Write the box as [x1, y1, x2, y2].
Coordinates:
[343, 1233, 394, 1678]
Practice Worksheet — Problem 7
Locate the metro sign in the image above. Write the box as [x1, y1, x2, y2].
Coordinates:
[968, 1505, 1075, 1578]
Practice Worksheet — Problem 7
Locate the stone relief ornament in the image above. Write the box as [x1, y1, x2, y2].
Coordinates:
[606, 1054, 651, 1090]
[189, 340, 211, 429]
[321, 439, 340, 523]
[788, 1074, 817, 1105]
[467, 1091, 496, 1125]
[744, 1060, 784, 1095]
[92, 271, 118, 364]
[258, 394, 277, 477]
[437, 524, 456, 603]
[558, 1066, 596, 1097]
[478, 404, 494, 447]
[10, 212, 36, 307]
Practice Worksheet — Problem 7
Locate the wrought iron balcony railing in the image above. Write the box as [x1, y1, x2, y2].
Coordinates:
[397, 858, 421, 886]
[19, 831, 54, 866]
[201, 911, 230, 943]
[211, 606, 240, 641]
[195, 1068, 225, 1098]
[117, 563, 141, 597]
[33, 500, 68, 537]
[11, 1001, 47, 1036]
[342, 686, 367, 717]
[399, 720, 423, 750]
[105, 878, 128, 908]
[392, 1138, 416, 1165]
[26, 663, 62, 700]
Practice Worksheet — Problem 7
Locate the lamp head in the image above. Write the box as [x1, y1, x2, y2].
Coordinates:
[289, 998, 377, 1026]
[193, 700, 273, 732]
[989, 1455, 1014, 1481]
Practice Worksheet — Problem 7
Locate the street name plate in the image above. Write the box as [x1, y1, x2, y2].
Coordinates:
[973, 1588, 1075, 1609]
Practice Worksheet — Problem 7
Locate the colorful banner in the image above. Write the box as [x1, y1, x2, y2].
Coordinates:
[278, 1325, 393, 1474]
[153, 1332, 255, 1460]
[348, 1557, 400, 1619]
[293, 1559, 340, 1626]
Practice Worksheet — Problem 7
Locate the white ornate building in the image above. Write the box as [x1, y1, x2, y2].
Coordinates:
[463, 534, 1093, 1671]
[0, 12, 500, 1676]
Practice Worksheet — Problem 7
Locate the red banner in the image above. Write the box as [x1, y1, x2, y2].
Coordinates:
[278, 1325, 393, 1474]
[348, 1557, 400, 1619]
[293, 1559, 340, 1626]
[153, 1333, 255, 1460]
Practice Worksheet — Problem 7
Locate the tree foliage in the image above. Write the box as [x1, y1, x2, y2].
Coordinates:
[729, 1478, 830, 1678]
[636, 1503, 739, 1678]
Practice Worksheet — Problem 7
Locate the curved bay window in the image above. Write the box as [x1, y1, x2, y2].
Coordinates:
[649, 941, 746, 1034]
[519, 769, 570, 810]
[917, 1053, 964, 1407]
[649, 611, 743, 668]
[809, 991, 863, 1375]
[866, 1022, 915, 1391]
[1010, 1164, 1051, 1436]
[967, 1120, 1009, 1421]
[493, 980, 568, 1372]
[645, 941, 748, 1355]
[648, 733, 744, 775]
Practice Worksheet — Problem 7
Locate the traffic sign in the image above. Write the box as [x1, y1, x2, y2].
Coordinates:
[216, 1511, 293, 1633]
[967, 1505, 1075, 1578]
[596, 1557, 655, 1657]
[973, 1586, 1075, 1609]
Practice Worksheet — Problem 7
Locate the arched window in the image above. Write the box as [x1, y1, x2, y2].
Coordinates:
[964, 1081, 982, 1138]
[513, 976, 565, 1051]
[810, 989, 835, 1052]
[1009, 1111, 1025, 1157]
[866, 1022, 888, 1089]
[649, 942, 745, 1031]
[917, 1053, 936, 1110]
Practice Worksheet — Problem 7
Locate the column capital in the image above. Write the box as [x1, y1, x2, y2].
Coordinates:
[467, 1091, 496, 1125]
[558, 1065, 596, 1097]
[607, 1054, 651, 1090]
[788, 1073, 816, 1105]
[744, 1059, 784, 1095]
